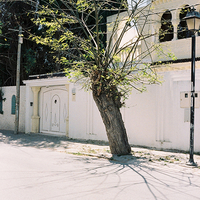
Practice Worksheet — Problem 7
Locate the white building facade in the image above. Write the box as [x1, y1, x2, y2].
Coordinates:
[1, 0, 200, 152]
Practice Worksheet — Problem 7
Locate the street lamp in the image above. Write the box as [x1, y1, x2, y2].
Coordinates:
[184, 7, 200, 166]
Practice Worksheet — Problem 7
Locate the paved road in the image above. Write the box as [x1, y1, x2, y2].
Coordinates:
[0, 140, 200, 200]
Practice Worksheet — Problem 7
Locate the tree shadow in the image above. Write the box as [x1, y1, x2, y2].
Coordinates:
[63, 156, 200, 200]
[1, 130, 200, 200]
[25, 154, 200, 200]
[107, 158, 200, 200]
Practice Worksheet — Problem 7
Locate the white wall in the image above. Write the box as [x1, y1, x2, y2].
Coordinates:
[68, 84, 107, 141]
[107, 0, 200, 63]
[23, 78, 107, 140]
[0, 69, 199, 152]
[23, 68, 200, 153]
[150, 0, 200, 62]
[123, 68, 200, 152]
[0, 86, 26, 132]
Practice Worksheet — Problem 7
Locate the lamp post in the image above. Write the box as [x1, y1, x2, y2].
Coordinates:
[184, 7, 200, 166]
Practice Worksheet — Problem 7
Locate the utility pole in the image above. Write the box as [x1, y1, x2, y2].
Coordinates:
[13, 26, 23, 134]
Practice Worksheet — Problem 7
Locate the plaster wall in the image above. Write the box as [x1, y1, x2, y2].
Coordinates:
[68, 85, 107, 141]
[23, 77, 107, 141]
[23, 68, 200, 152]
[124, 68, 200, 152]
[107, 0, 200, 63]
[150, 0, 200, 62]
[0, 86, 26, 132]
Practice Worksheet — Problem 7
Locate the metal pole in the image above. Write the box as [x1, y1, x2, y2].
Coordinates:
[14, 26, 23, 134]
[188, 34, 196, 165]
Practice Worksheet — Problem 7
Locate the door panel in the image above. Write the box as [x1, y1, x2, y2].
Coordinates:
[42, 92, 50, 131]
[51, 95, 60, 132]
[41, 87, 68, 134]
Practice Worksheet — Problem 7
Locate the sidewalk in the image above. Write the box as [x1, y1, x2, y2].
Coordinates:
[0, 130, 200, 171]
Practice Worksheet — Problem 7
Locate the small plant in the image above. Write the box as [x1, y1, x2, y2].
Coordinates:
[88, 149, 97, 154]
[174, 158, 180, 161]
[105, 149, 111, 153]
[165, 156, 170, 160]
[72, 152, 83, 156]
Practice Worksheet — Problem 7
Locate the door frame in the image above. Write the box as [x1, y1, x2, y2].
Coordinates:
[39, 85, 69, 136]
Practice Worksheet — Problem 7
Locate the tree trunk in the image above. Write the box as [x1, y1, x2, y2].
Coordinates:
[92, 92, 131, 155]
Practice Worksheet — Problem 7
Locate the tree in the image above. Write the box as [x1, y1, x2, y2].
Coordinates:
[0, 0, 65, 86]
[30, 0, 162, 155]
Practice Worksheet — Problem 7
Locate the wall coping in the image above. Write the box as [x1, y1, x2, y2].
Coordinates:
[23, 76, 70, 87]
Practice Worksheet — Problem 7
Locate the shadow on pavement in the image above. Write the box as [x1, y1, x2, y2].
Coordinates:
[40, 154, 200, 200]
[0, 129, 108, 150]
[1, 131, 200, 200]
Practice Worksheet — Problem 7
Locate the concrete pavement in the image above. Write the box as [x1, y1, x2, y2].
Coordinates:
[0, 130, 200, 200]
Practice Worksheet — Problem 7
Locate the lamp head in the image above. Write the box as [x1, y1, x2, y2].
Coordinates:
[184, 7, 200, 32]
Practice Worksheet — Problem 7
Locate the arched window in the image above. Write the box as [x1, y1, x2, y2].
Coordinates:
[11, 95, 16, 115]
[159, 10, 174, 42]
[0, 100, 2, 114]
[177, 6, 192, 39]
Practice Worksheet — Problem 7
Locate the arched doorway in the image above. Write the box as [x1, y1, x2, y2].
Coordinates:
[40, 86, 69, 135]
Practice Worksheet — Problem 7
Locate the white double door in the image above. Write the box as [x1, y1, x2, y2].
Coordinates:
[41, 87, 68, 134]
